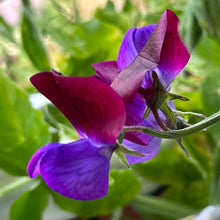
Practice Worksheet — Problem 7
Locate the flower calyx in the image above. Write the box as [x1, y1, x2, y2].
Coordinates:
[139, 71, 189, 129]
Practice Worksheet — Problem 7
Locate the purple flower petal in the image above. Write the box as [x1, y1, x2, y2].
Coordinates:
[29, 139, 114, 200]
[123, 137, 161, 164]
[117, 25, 156, 71]
[125, 93, 145, 126]
[92, 61, 120, 85]
[27, 142, 61, 178]
[124, 112, 161, 148]
[30, 71, 126, 145]
[124, 93, 163, 146]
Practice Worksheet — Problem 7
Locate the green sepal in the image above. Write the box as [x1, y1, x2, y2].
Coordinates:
[161, 102, 176, 127]
[176, 138, 189, 157]
[114, 148, 131, 169]
[142, 106, 151, 120]
[118, 143, 148, 157]
[168, 92, 190, 102]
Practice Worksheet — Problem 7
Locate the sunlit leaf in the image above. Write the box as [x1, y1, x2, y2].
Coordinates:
[21, 8, 50, 71]
[10, 181, 48, 220]
[195, 36, 220, 67]
[95, 8, 132, 33]
[71, 19, 122, 59]
[0, 73, 51, 175]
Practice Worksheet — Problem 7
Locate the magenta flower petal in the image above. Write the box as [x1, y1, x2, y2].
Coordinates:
[117, 25, 156, 71]
[92, 61, 120, 85]
[111, 10, 189, 102]
[156, 10, 190, 88]
[123, 137, 161, 164]
[28, 139, 114, 200]
[110, 55, 158, 103]
[30, 71, 126, 145]
[110, 14, 168, 102]
[110, 12, 168, 102]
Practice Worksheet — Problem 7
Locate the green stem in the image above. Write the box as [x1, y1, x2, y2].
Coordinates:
[209, 145, 220, 205]
[152, 109, 169, 131]
[123, 111, 220, 139]
[130, 194, 197, 219]
[0, 177, 32, 197]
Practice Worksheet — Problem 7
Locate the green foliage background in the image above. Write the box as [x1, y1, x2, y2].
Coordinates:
[0, 0, 219, 219]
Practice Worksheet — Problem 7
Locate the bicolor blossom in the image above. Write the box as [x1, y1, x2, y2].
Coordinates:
[27, 9, 190, 201]
[92, 9, 190, 163]
[27, 71, 126, 200]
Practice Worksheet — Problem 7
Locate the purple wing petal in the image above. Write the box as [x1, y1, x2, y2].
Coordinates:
[123, 137, 161, 164]
[117, 25, 156, 70]
[29, 139, 114, 200]
[124, 93, 151, 145]
[124, 93, 162, 145]
[30, 71, 126, 145]
[92, 61, 120, 85]
[125, 93, 145, 126]
[27, 142, 60, 178]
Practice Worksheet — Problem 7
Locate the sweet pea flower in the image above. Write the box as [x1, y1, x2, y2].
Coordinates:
[27, 70, 126, 200]
[92, 9, 190, 163]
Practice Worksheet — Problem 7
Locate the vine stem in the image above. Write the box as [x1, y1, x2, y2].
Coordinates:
[123, 111, 220, 139]
[0, 177, 32, 197]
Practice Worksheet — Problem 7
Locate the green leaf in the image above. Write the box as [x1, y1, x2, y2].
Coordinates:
[42, 104, 79, 140]
[0, 16, 15, 43]
[182, 133, 211, 177]
[0, 73, 51, 175]
[134, 142, 206, 185]
[174, 91, 204, 114]
[71, 19, 122, 59]
[61, 51, 109, 77]
[10, 181, 48, 220]
[201, 68, 220, 114]
[195, 36, 220, 67]
[122, 0, 133, 12]
[51, 169, 141, 217]
[193, 0, 220, 39]
[95, 8, 132, 33]
[162, 180, 209, 210]
[180, 6, 202, 51]
[105, 0, 115, 10]
[21, 8, 50, 71]
[201, 67, 220, 145]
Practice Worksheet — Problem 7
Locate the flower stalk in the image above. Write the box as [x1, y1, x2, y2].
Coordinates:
[123, 111, 220, 139]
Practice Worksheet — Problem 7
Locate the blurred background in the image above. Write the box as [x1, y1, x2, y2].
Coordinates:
[0, 0, 220, 219]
